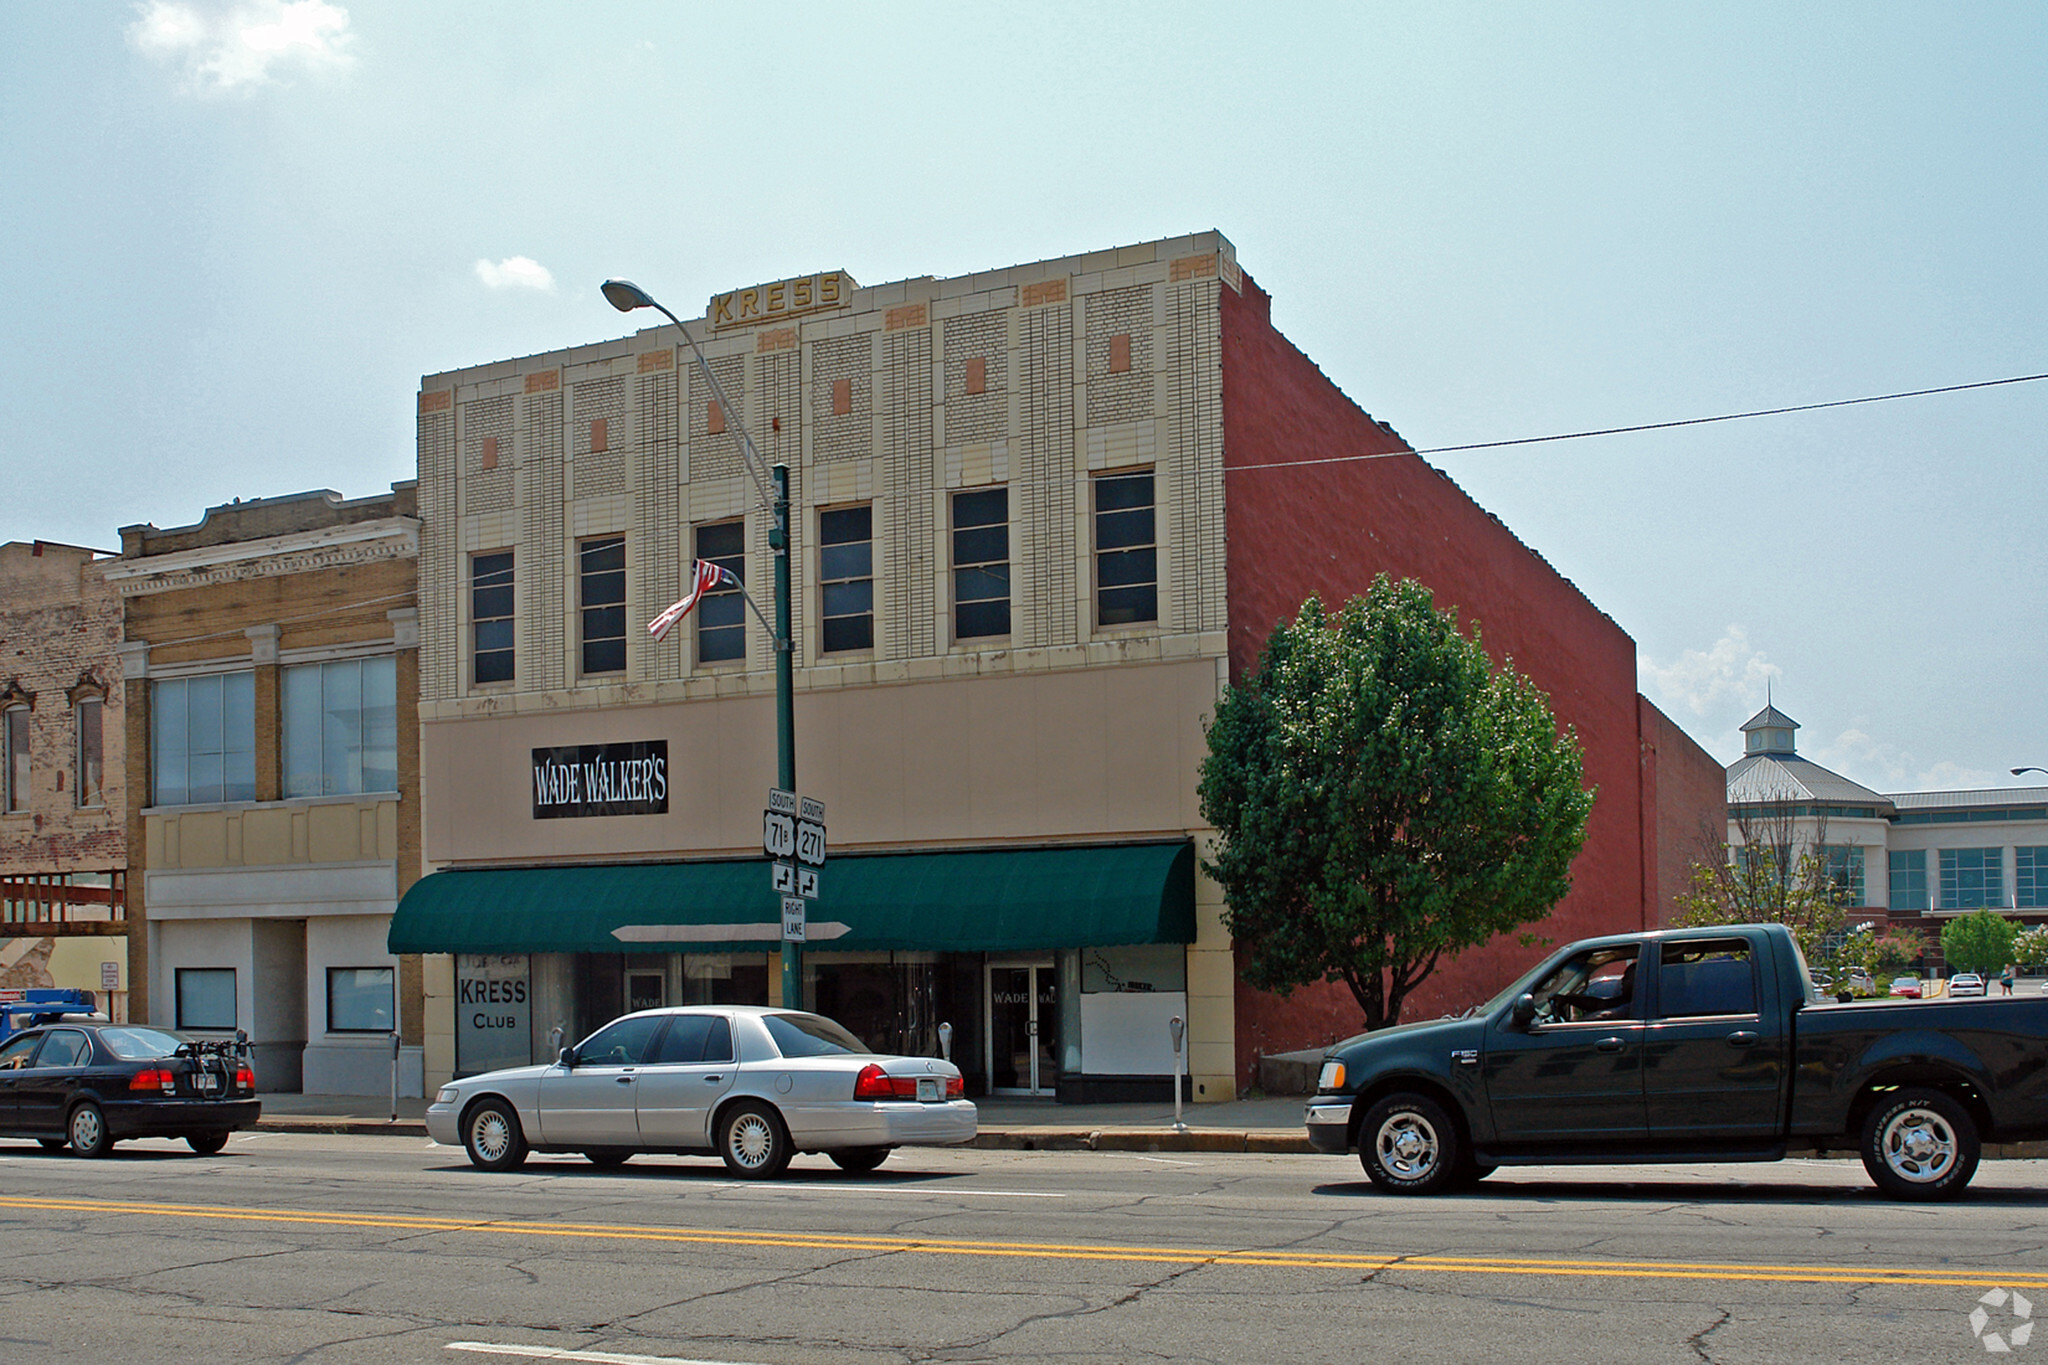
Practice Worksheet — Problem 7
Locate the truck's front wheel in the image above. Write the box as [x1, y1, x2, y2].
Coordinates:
[1359, 1093, 1460, 1195]
[1860, 1087, 1980, 1201]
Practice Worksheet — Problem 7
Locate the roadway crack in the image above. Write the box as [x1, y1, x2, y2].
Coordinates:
[1687, 1308, 1731, 1364]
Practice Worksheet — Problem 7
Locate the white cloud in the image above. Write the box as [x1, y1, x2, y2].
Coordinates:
[129, 1, 353, 94]
[474, 257, 557, 293]
[1640, 625, 1781, 718]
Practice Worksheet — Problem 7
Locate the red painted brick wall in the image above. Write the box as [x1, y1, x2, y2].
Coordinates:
[1638, 695, 1727, 926]
[1218, 274, 1664, 1084]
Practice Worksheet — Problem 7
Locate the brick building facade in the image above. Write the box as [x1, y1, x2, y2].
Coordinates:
[393, 231, 1725, 1100]
[0, 540, 129, 1010]
[111, 488, 424, 1095]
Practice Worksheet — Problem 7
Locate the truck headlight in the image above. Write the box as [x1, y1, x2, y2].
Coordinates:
[1317, 1060, 1346, 1092]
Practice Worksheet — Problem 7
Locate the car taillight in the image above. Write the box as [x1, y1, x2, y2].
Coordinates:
[130, 1069, 175, 1093]
[235, 1066, 255, 1090]
[946, 1074, 964, 1098]
[852, 1063, 918, 1100]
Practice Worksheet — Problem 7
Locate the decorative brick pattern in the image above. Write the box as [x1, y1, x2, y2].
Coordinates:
[812, 334, 871, 463]
[572, 376, 628, 501]
[521, 389, 565, 690]
[524, 369, 560, 394]
[635, 368, 680, 682]
[1170, 253, 1218, 282]
[1086, 285, 1154, 428]
[757, 350, 801, 472]
[689, 356, 747, 483]
[1015, 303, 1075, 648]
[882, 327, 934, 658]
[943, 309, 1008, 446]
[1020, 278, 1068, 308]
[885, 303, 927, 332]
[1170, 280, 1226, 634]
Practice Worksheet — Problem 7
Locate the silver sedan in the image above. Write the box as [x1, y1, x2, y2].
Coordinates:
[426, 1006, 976, 1178]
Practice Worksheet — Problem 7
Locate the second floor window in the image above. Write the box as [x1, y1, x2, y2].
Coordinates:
[472, 551, 514, 685]
[695, 521, 746, 663]
[151, 672, 255, 806]
[819, 505, 873, 653]
[1093, 470, 1157, 627]
[75, 697, 103, 808]
[283, 657, 397, 798]
[2018, 847, 2048, 910]
[579, 536, 627, 675]
[952, 488, 1009, 640]
[1939, 847, 2003, 910]
[3, 706, 25, 813]
[1888, 849, 1929, 911]
[1821, 845, 1865, 905]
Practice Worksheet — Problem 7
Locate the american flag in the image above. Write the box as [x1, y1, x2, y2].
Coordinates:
[647, 559, 735, 641]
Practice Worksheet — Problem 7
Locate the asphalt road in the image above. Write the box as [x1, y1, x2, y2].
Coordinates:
[1, 1132, 2044, 1364]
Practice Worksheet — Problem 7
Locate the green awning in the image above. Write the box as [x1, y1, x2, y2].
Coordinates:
[388, 841, 1195, 956]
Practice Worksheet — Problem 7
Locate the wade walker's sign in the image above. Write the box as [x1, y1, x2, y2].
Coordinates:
[709, 271, 857, 329]
[532, 741, 668, 819]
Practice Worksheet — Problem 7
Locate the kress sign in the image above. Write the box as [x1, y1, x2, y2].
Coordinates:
[708, 270, 856, 329]
[532, 741, 669, 819]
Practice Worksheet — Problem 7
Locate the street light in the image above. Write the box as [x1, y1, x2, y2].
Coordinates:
[603, 277, 802, 1010]
[2014, 768, 2048, 780]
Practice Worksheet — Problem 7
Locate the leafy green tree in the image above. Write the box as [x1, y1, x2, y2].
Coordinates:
[1197, 577, 1594, 1032]
[1941, 910, 2018, 976]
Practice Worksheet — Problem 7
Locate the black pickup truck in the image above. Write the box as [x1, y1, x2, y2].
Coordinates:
[1304, 923, 2048, 1200]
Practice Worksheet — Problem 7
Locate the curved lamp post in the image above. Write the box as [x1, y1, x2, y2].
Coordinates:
[2014, 768, 2048, 780]
[604, 278, 801, 1010]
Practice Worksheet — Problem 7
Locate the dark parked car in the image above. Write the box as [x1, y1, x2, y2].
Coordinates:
[0, 1023, 260, 1156]
[1306, 923, 2048, 1201]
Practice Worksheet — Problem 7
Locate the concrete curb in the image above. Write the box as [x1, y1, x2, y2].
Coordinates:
[252, 1116, 1315, 1152]
[250, 1115, 2048, 1161]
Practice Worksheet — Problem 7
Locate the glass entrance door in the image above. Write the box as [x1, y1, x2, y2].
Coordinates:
[987, 962, 1058, 1095]
[626, 969, 666, 1014]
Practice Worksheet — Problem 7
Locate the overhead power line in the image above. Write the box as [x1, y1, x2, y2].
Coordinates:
[1225, 370, 2048, 472]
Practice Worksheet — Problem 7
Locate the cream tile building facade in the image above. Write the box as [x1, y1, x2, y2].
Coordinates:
[405, 234, 1244, 1100]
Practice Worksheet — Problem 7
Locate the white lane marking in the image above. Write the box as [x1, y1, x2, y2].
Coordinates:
[1128, 1155, 1198, 1166]
[448, 1343, 770, 1365]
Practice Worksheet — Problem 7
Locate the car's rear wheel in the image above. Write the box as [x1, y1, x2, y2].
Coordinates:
[1358, 1093, 1458, 1195]
[828, 1146, 890, 1173]
[462, 1098, 529, 1172]
[1861, 1087, 1979, 1201]
[583, 1148, 632, 1169]
[67, 1102, 113, 1159]
[186, 1131, 230, 1156]
[718, 1101, 791, 1179]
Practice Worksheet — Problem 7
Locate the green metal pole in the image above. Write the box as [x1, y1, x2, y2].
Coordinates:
[772, 464, 801, 1010]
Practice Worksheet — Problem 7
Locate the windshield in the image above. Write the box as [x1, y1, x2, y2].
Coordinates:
[763, 1012, 870, 1058]
[99, 1026, 188, 1061]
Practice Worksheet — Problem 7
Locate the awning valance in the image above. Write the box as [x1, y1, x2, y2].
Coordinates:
[387, 841, 1195, 956]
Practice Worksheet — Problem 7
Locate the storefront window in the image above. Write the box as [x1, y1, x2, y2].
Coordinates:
[176, 968, 236, 1030]
[326, 966, 394, 1033]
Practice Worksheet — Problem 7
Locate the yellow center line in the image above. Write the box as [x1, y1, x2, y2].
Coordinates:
[1, 1194, 2039, 1290]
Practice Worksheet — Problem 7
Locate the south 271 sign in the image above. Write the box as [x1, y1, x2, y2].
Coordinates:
[532, 741, 669, 819]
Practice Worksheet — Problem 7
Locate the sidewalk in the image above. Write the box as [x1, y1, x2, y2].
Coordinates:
[253, 1091, 1316, 1153]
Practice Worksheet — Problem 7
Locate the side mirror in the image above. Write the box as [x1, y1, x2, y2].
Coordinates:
[557, 1046, 578, 1068]
[1511, 993, 1537, 1028]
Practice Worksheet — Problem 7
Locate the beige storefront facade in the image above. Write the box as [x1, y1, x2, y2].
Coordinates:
[401, 234, 1242, 1101]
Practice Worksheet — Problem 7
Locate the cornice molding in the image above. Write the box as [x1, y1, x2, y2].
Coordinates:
[108, 520, 419, 598]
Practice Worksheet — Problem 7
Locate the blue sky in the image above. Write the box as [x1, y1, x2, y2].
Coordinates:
[3, 2, 2043, 789]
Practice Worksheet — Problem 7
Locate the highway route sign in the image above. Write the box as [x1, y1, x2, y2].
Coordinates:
[795, 818, 826, 868]
[763, 810, 795, 860]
